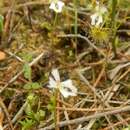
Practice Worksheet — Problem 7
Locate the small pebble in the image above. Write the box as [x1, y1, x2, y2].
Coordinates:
[0, 51, 6, 61]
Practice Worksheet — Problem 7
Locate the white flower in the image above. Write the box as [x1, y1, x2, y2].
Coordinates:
[48, 69, 77, 98]
[49, 0, 65, 13]
[90, 2, 107, 26]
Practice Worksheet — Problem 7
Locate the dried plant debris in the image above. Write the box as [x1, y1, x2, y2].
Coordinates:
[0, 0, 130, 130]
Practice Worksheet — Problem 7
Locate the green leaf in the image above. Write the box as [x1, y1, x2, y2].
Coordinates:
[34, 110, 45, 121]
[27, 93, 38, 104]
[50, 96, 56, 106]
[31, 82, 41, 89]
[23, 64, 31, 80]
[47, 104, 55, 111]
[47, 96, 56, 111]
[0, 15, 4, 32]
[20, 52, 33, 62]
[40, 22, 52, 31]
[38, 110, 45, 118]
[24, 82, 41, 90]
[24, 83, 32, 90]
[20, 118, 35, 130]
[25, 104, 32, 116]
[114, 36, 119, 47]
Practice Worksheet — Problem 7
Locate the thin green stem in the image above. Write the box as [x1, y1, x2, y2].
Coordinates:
[53, 92, 57, 129]
[73, 0, 78, 36]
[53, 13, 58, 28]
[54, 89, 59, 130]
[111, 0, 117, 57]
[73, 0, 78, 57]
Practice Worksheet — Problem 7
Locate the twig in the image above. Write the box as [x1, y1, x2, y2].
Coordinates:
[3, 101, 28, 130]
[0, 52, 46, 93]
[61, 97, 72, 130]
[76, 69, 103, 101]
[56, 106, 124, 112]
[101, 117, 130, 130]
[12, 101, 28, 124]
[39, 106, 130, 130]
[0, 98, 14, 130]
[1, 0, 49, 13]
[58, 34, 106, 57]
[75, 97, 130, 105]
[93, 65, 105, 88]
[77, 70, 126, 129]
[104, 115, 115, 130]
[5, 51, 24, 62]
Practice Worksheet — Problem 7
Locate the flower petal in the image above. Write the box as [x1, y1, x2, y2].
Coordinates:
[96, 15, 103, 26]
[49, 1, 64, 13]
[59, 87, 72, 98]
[90, 2, 107, 27]
[60, 79, 77, 98]
[61, 80, 75, 90]
[90, 13, 98, 25]
[49, 2, 55, 10]
[51, 68, 60, 81]
[57, 1, 64, 12]
[59, 86, 77, 98]
[48, 77, 57, 88]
